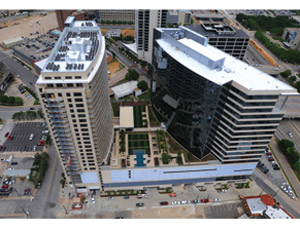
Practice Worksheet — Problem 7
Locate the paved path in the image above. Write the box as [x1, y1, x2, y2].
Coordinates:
[269, 136, 300, 198]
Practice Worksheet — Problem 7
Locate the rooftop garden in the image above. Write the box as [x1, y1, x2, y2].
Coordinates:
[128, 133, 150, 155]
[134, 105, 147, 128]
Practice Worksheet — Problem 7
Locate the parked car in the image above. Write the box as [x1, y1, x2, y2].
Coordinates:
[5, 132, 9, 137]
[160, 201, 168, 206]
[11, 162, 18, 165]
[201, 199, 209, 203]
[2, 184, 8, 188]
[181, 200, 189, 205]
[268, 157, 274, 161]
[136, 203, 144, 207]
[169, 192, 177, 197]
[191, 199, 200, 204]
[123, 195, 130, 199]
[266, 152, 272, 156]
[287, 131, 293, 138]
[171, 201, 180, 205]
[91, 197, 96, 204]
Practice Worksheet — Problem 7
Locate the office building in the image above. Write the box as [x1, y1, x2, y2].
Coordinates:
[56, 10, 88, 31]
[135, 10, 168, 64]
[36, 17, 113, 192]
[166, 10, 191, 26]
[187, 16, 249, 60]
[98, 10, 135, 23]
[151, 26, 296, 164]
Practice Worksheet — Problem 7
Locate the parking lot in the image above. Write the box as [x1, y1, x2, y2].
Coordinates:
[1, 122, 46, 152]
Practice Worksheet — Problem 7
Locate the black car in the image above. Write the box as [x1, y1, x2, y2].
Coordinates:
[136, 203, 144, 207]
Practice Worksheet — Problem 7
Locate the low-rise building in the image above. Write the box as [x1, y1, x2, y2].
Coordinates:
[282, 28, 300, 51]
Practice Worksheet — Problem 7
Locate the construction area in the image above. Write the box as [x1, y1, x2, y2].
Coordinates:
[0, 11, 58, 42]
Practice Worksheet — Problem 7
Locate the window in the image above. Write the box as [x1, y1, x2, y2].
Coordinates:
[77, 109, 85, 113]
[56, 83, 63, 88]
[47, 84, 54, 88]
[69, 104, 73, 108]
[75, 98, 83, 102]
[66, 76, 72, 79]
[67, 99, 72, 102]
[76, 83, 83, 87]
[58, 93, 62, 97]
[76, 104, 84, 107]
[66, 93, 71, 97]
[81, 128, 88, 131]
[81, 124, 88, 128]
[82, 132, 89, 135]
[54, 76, 61, 79]
[72, 119, 76, 123]
[39, 88, 43, 93]
[75, 76, 82, 79]
[67, 83, 74, 87]
[79, 119, 87, 122]
[45, 77, 52, 80]
[78, 114, 86, 118]
[73, 92, 82, 97]
[70, 109, 74, 113]
[71, 115, 75, 118]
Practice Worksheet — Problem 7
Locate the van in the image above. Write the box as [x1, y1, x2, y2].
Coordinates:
[29, 133, 34, 141]
[42, 130, 49, 134]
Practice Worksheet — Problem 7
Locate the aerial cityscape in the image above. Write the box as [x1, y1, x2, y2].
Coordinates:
[1, 8, 300, 221]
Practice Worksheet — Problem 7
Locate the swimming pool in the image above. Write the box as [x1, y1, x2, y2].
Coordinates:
[134, 149, 146, 167]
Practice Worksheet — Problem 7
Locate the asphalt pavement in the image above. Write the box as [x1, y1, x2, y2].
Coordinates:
[0, 51, 37, 92]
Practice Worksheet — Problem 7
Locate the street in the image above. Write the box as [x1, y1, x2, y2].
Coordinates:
[0, 50, 38, 92]
[0, 105, 41, 120]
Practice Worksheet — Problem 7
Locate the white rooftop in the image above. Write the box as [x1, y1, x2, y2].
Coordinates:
[246, 198, 267, 215]
[119, 106, 134, 129]
[111, 81, 138, 100]
[264, 206, 292, 219]
[42, 17, 101, 73]
[35, 58, 48, 70]
[156, 27, 297, 93]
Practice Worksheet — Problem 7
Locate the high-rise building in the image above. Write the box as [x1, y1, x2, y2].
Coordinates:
[98, 10, 135, 23]
[55, 10, 88, 31]
[187, 16, 249, 60]
[135, 10, 168, 64]
[36, 17, 113, 192]
[152, 26, 297, 164]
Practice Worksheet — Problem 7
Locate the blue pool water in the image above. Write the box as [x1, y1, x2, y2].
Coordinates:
[134, 149, 146, 167]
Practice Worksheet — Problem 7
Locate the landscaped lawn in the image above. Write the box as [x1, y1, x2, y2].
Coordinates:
[128, 133, 150, 155]
[134, 106, 147, 128]
[137, 90, 151, 101]
[111, 102, 121, 117]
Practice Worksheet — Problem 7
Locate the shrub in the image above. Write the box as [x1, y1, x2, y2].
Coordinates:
[292, 162, 300, 172]
[279, 139, 294, 153]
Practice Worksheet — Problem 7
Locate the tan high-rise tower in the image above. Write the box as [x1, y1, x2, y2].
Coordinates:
[36, 17, 113, 192]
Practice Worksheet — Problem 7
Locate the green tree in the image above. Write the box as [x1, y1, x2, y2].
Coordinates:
[295, 81, 300, 93]
[286, 147, 300, 164]
[162, 153, 172, 164]
[125, 69, 139, 81]
[289, 75, 297, 84]
[278, 139, 294, 153]
[137, 81, 148, 91]
[280, 70, 292, 78]
[292, 161, 300, 172]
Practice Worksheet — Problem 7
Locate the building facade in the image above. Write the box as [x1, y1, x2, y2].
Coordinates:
[187, 17, 249, 60]
[166, 10, 191, 26]
[135, 9, 168, 64]
[151, 26, 296, 164]
[98, 10, 135, 23]
[282, 28, 300, 51]
[55, 10, 88, 31]
[36, 17, 113, 192]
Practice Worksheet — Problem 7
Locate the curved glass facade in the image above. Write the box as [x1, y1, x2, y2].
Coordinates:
[152, 40, 222, 159]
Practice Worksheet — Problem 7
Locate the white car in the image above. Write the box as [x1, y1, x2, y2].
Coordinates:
[214, 198, 221, 202]
[181, 200, 188, 205]
[33, 146, 37, 152]
[171, 201, 178, 205]
[91, 197, 96, 204]
[287, 132, 293, 138]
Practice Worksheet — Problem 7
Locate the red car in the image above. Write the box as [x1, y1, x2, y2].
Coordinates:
[201, 199, 209, 203]
[169, 192, 177, 197]
[266, 152, 272, 156]
[7, 135, 11, 141]
[160, 201, 169, 206]
[2, 184, 8, 188]
[268, 157, 274, 161]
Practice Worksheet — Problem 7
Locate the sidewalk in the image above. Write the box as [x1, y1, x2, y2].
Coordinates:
[269, 136, 300, 197]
